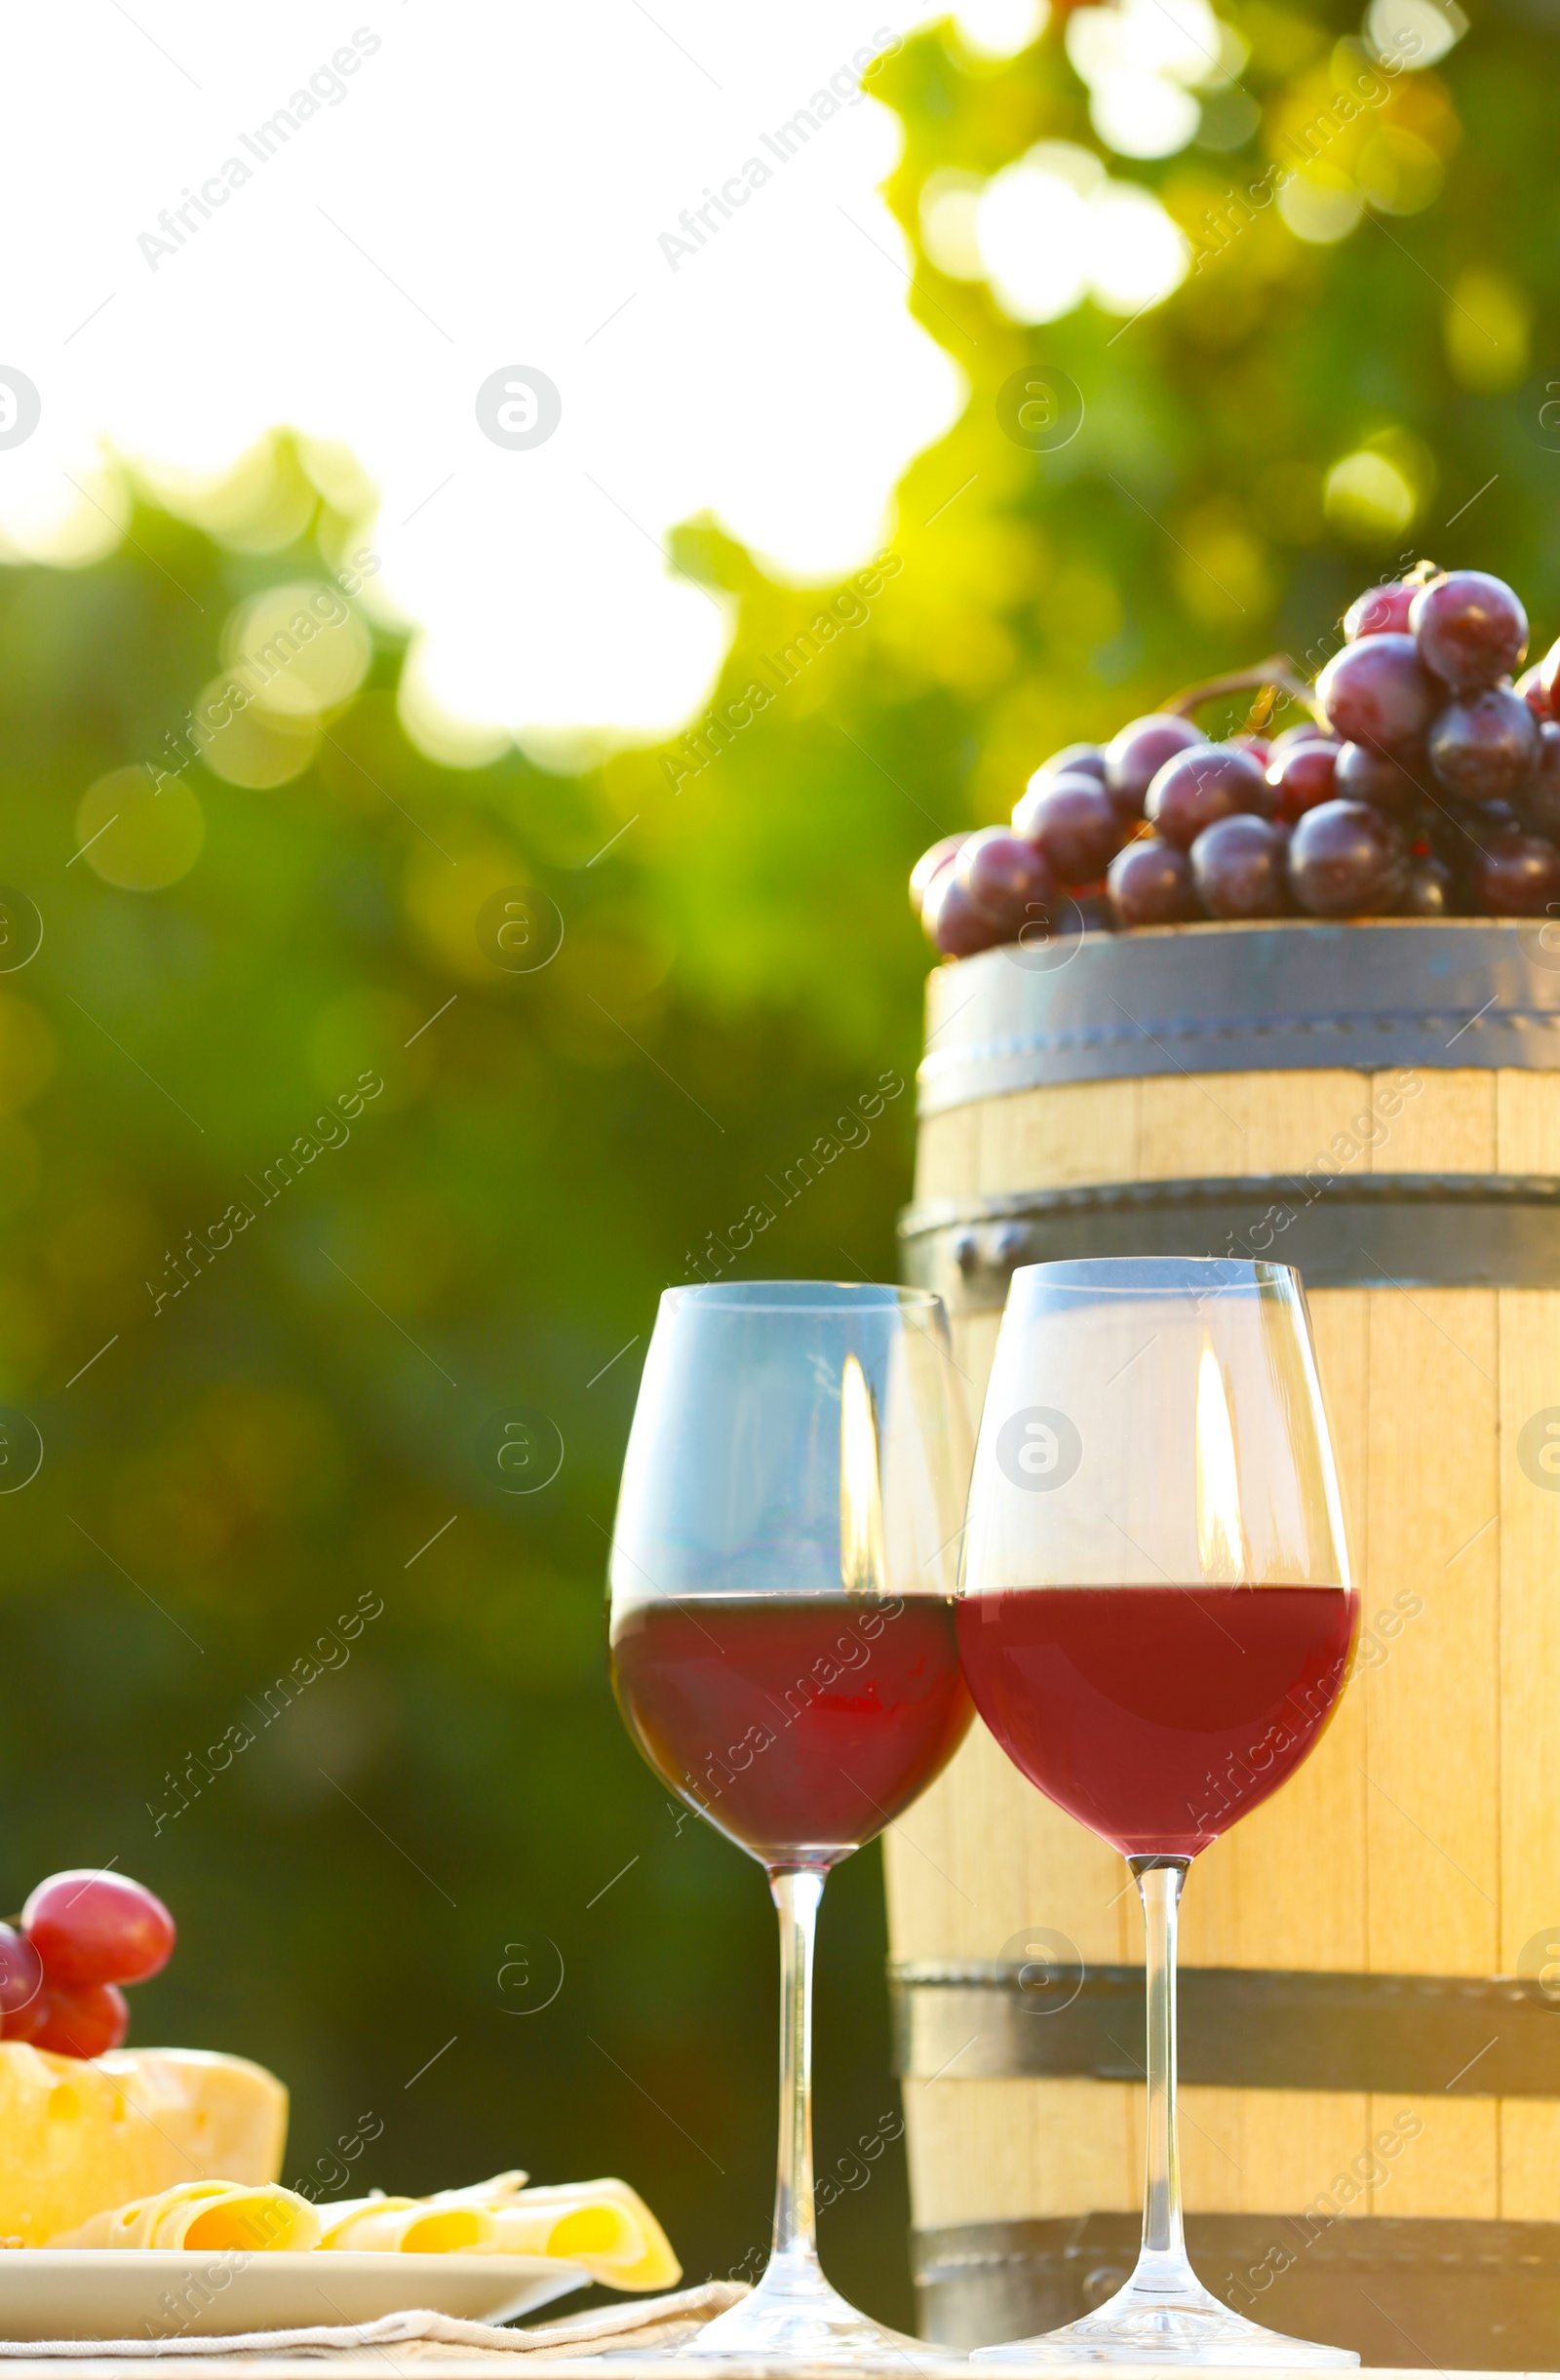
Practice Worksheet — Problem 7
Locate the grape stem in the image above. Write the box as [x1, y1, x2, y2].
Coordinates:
[1165, 654, 1328, 733]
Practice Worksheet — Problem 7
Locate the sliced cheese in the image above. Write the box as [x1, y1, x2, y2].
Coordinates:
[316, 2169, 525, 2246]
[55, 2180, 320, 2250]
[0, 2045, 287, 2247]
[491, 2181, 681, 2289]
[319, 2172, 680, 2289]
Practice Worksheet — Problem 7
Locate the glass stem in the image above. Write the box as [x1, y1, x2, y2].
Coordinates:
[1129, 1853, 1194, 2289]
[767, 1866, 825, 2276]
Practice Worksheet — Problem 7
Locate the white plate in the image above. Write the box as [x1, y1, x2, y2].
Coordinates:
[0, 2248, 591, 2339]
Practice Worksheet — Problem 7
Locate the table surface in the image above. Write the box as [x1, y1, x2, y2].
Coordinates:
[0, 2362, 1540, 2378]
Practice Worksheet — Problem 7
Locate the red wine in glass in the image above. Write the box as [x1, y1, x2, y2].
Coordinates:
[957, 1583, 1358, 1860]
[612, 1592, 972, 1866]
[607, 1280, 972, 2364]
[961, 1258, 1361, 2367]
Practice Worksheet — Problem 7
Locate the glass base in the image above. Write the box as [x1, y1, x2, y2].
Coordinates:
[681, 2247, 939, 2366]
[973, 2264, 1360, 2368]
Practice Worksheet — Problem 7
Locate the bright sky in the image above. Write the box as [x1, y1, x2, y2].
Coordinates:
[0, 3, 984, 763]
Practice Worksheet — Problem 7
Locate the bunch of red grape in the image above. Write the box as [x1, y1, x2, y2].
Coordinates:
[913, 566, 1560, 952]
[0, 1872, 175, 2060]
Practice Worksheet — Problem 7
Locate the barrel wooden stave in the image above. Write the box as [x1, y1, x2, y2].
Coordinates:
[890, 1056, 1560, 2263]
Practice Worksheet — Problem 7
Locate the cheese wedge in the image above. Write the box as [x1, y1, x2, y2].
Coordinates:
[319, 2172, 680, 2289]
[0, 2045, 286, 2246]
[55, 2181, 320, 2251]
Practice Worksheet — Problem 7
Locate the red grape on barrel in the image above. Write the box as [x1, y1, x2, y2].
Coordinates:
[1398, 856, 1459, 916]
[1268, 739, 1338, 821]
[1411, 570, 1527, 693]
[1288, 800, 1410, 916]
[1427, 801, 1515, 878]
[1344, 581, 1418, 640]
[1107, 836, 1197, 927]
[1428, 686, 1540, 802]
[30, 1982, 129, 2061]
[21, 1872, 176, 1990]
[910, 834, 967, 915]
[1518, 722, 1560, 839]
[1034, 742, 1108, 786]
[1469, 832, 1560, 917]
[1012, 775, 1119, 881]
[1333, 740, 1425, 818]
[1316, 634, 1440, 752]
[922, 866, 1000, 957]
[1103, 714, 1204, 819]
[1145, 742, 1269, 849]
[1517, 665, 1551, 723]
[956, 829, 1055, 935]
[1190, 815, 1290, 918]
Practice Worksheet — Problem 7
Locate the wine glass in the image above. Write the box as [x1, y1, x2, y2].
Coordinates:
[608, 1280, 973, 2364]
[957, 1258, 1359, 2368]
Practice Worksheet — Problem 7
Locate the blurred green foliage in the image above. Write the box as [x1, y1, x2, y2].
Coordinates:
[0, 0, 1552, 2327]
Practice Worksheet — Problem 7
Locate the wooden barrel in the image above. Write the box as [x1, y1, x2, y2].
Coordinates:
[890, 917, 1560, 2370]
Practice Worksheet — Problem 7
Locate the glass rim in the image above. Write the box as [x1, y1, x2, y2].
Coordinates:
[660, 1278, 945, 1316]
[1010, 1257, 1301, 1298]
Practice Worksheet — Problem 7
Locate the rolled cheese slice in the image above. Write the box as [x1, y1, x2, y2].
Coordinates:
[315, 2169, 526, 2248]
[490, 2181, 680, 2290]
[319, 2174, 679, 2288]
[55, 2181, 321, 2251]
[0, 2045, 287, 2247]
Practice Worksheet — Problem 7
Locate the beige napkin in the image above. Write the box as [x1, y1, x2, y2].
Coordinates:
[0, 2281, 746, 2360]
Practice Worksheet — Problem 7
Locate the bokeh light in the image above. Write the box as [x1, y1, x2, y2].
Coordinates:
[75, 767, 207, 889]
[191, 684, 322, 789]
[1366, 0, 1465, 68]
[1324, 449, 1419, 538]
[221, 583, 373, 718]
[977, 143, 1190, 321]
[1065, 0, 1228, 158]
[950, 0, 1051, 59]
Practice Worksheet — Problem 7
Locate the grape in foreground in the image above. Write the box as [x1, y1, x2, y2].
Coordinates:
[1398, 856, 1459, 917]
[1411, 570, 1527, 694]
[30, 1982, 129, 2060]
[956, 829, 1054, 935]
[1344, 582, 1418, 640]
[1106, 836, 1196, 927]
[921, 863, 1002, 957]
[1034, 742, 1108, 786]
[1103, 714, 1204, 818]
[1468, 832, 1560, 917]
[1333, 740, 1425, 817]
[1288, 800, 1410, 917]
[1012, 776, 1119, 881]
[1518, 722, 1560, 840]
[23, 1871, 176, 1989]
[1190, 815, 1290, 918]
[1428, 686, 1541, 802]
[910, 833, 968, 914]
[1315, 634, 1439, 752]
[1267, 740, 1338, 821]
[1145, 742, 1269, 850]
[0, 1927, 43, 2028]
